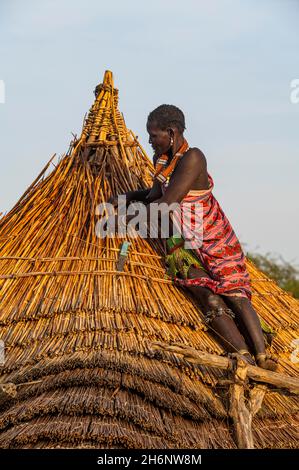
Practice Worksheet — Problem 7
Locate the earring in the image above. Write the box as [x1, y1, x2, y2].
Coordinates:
[170, 137, 174, 146]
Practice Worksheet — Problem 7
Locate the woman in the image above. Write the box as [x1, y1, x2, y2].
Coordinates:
[110, 104, 277, 370]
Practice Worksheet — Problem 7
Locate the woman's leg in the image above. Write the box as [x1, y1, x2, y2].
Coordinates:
[185, 266, 255, 364]
[223, 296, 278, 370]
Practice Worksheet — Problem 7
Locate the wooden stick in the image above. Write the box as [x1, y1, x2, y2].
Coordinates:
[150, 341, 299, 393]
[228, 359, 266, 449]
[0, 382, 17, 400]
[229, 359, 254, 448]
[0, 379, 43, 404]
[0, 269, 172, 283]
[0, 256, 165, 272]
[86, 140, 137, 147]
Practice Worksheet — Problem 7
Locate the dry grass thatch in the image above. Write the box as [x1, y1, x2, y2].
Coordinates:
[0, 70, 298, 449]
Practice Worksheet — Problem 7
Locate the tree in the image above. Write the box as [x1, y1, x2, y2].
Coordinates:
[247, 251, 299, 299]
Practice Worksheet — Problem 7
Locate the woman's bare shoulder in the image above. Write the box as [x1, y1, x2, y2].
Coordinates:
[183, 147, 207, 168]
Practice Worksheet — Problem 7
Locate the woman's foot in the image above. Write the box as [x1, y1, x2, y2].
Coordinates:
[256, 353, 278, 371]
[231, 349, 256, 366]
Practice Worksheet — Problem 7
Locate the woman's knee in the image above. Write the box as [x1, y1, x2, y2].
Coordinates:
[224, 296, 251, 313]
[186, 265, 227, 309]
[206, 292, 227, 310]
[186, 281, 227, 309]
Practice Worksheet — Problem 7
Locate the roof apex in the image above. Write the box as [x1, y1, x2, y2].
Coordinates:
[74, 69, 126, 153]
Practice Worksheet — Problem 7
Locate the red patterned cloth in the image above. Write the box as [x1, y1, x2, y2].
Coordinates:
[161, 172, 252, 300]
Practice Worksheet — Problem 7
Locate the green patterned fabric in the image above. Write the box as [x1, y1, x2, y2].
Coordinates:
[259, 317, 277, 346]
[165, 234, 205, 279]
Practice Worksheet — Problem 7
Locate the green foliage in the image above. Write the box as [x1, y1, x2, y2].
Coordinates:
[247, 251, 299, 299]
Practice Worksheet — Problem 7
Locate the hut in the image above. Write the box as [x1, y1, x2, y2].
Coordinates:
[0, 71, 298, 449]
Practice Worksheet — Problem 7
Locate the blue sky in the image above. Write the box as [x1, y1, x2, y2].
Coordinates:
[0, 0, 298, 262]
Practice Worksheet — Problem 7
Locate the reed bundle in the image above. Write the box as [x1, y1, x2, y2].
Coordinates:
[0, 71, 298, 449]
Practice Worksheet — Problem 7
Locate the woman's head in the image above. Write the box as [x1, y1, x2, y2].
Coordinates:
[147, 104, 185, 155]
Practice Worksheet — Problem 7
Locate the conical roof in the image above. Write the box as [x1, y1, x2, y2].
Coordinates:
[0, 71, 298, 449]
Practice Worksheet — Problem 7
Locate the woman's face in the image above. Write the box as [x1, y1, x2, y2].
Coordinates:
[147, 121, 171, 156]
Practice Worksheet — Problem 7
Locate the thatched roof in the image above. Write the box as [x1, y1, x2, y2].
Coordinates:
[0, 70, 298, 449]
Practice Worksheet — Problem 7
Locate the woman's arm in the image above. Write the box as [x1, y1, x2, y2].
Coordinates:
[156, 148, 207, 206]
[126, 188, 151, 203]
[119, 154, 162, 204]
[109, 179, 163, 206]
[108, 155, 163, 211]
[108, 188, 150, 207]
[144, 179, 163, 204]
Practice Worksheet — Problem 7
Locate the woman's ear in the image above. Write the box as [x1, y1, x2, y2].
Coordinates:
[167, 127, 174, 138]
[167, 128, 174, 148]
